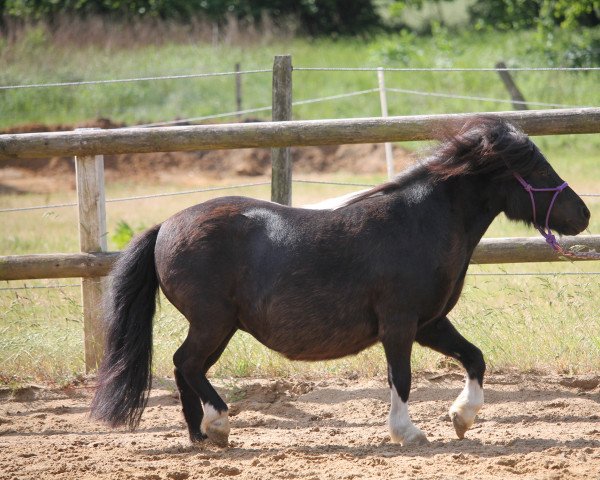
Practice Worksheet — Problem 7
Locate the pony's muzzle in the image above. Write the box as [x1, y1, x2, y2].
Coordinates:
[581, 205, 591, 221]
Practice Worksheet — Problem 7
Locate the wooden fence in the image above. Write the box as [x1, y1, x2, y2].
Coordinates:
[1, 55, 599, 371]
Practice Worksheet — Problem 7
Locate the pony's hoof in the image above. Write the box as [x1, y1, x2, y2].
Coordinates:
[448, 378, 483, 439]
[449, 399, 480, 439]
[391, 427, 429, 446]
[450, 411, 469, 439]
[403, 429, 429, 446]
[201, 407, 231, 447]
[206, 425, 229, 447]
[189, 432, 208, 443]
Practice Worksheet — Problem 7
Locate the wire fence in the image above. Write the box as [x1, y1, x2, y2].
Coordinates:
[0, 283, 81, 291]
[1, 167, 598, 215]
[0, 181, 271, 213]
[2, 269, 600, 292]
[136, 85, 594, 129]
[1, 62, 599, 380]
[2, 65, 599, 91]
[3, 63, 598, 128]
[2, 172, 596, 215]
[136, 88, 380, 128]
[1, 63, 598, 259]
[385, 87, 583, 109]
[0, 69, 271, 91]
[294, 66, 600, 72]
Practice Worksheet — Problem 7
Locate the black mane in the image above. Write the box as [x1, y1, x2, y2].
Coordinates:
[346, 116, 539, 206]
[427, 116, 537, 180]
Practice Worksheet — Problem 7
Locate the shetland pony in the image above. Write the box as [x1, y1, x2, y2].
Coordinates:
[91, 117, 590, 446]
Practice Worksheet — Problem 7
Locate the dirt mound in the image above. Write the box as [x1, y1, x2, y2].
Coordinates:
[1, 373, 599, 479]
[0, 119, 415, 193]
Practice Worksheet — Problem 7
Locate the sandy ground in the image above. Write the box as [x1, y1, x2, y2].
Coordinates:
[1, 373, 599, 480]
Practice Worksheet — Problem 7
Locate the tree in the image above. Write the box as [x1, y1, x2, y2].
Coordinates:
[0, 0, 383, 36]
[467, 0, 599, 31]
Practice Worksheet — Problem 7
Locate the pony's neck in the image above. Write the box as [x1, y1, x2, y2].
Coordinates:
[445, 175, 504, 251]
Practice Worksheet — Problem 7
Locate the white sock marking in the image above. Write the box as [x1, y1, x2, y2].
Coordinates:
[388, 386, 428, 445]
[449, 377, 484, 435]
[463, 378, 484, 408]
[201, 402, 229, 435]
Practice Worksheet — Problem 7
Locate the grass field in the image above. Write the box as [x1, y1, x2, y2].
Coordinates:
[1, 167, 599, 385]
[0, 28, 599, 385]
[1, 28, 599, 132]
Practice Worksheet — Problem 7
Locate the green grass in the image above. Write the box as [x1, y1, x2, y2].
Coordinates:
[0, 28, 599, 384]
[1, 169, 599, 384]
[2, 261, 598, 384]
[1, 29, 599, 131]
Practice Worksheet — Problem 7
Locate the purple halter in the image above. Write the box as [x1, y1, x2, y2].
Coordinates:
[513, 173, 568, 252]
[513, 173, 599, 259]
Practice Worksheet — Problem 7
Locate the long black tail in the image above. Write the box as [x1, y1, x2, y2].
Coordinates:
[90, 224, 161, 429]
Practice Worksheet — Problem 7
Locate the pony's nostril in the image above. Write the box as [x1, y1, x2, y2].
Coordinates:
[581, 205, 591, 220]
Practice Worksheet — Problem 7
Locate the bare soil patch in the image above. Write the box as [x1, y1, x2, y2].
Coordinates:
[1, 373, 599, 479]
[0, 119, 414, 194]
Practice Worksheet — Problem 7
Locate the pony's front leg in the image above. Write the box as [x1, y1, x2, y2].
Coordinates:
[416, 317, 485, 439]
[381, 320, 429, 446]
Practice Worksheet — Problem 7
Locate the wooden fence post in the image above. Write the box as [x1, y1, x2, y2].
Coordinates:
[496, 61, 528, 110]
[75, 128, 107, 373]
[271, 54, 293, 205]
[377, 67, 395, 179]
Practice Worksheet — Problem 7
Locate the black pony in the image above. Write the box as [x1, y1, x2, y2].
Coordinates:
[91, 117, 590, 447]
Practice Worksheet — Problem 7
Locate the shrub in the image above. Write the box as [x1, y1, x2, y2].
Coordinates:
[110, 220, 142, 250]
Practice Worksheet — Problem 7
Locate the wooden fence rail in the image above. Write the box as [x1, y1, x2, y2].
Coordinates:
[1, 107, 599, 160]
[1, 235, 599, 282]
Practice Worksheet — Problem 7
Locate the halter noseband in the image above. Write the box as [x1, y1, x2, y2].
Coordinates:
[513, 173, 600, 259]
[512, 173, 568, 252]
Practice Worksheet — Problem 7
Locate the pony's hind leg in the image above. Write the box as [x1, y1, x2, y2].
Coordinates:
[174, 366, 205, 442]
[173, 325, 236, 446]
[381, 318, 429, 446]
[416, 317, 485, 439]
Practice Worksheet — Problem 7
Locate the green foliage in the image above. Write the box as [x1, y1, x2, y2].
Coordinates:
[111, 220, 141, 249]
[3, 0, 599, 38]
[535, 27, 600, 67]
[537, 0, 600, 30]
[1, 0, 382, 35]
[468, 0, 600, 32]
[295, 0, 382, 36]
[2, 29, 600, 129]
[468, 0, 541, 30]
[464, 0, 600, 67]
[4, 0, 217, 21]
[373, 22, 464, 66]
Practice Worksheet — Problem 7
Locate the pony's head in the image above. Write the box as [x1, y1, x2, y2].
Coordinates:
[428, 116, 590, 236]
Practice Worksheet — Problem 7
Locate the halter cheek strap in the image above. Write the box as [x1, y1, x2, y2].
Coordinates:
[513, 173, 599, 259]
[513, 173, 568, 252]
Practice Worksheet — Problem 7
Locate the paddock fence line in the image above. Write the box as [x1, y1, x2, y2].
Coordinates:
[0, 68, 272, 90]
[5, 268, 600, 292]
[2, 234, 599, 283]
[2, 107, 599, 160]
[1, 54, 599, 372]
